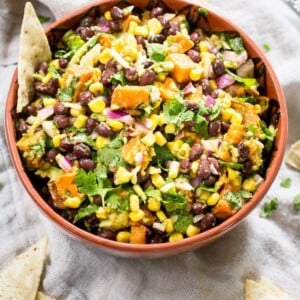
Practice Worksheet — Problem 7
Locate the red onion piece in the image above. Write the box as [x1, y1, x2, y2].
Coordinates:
[205, 95, 215, 106]
[56, 154, 72, 172]
[38, 106, 54, 120]
[183, 82, 196, 95]
[217, 74, 235, 89]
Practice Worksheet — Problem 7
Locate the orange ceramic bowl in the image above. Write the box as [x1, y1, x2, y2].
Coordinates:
[5, 0, 288, 258]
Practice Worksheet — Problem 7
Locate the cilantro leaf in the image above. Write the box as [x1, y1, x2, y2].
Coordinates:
[153, 144, 175, 168]
[262, 44, 271, 52]
[260, 197, 279, 218]
[293, 194, 300, 211]
[229, 37, 245, 54]
[226, 69, 258, 88]
[161, 193, 187, 214]
[73, 203, 99, 223]
[62, 30, 85, 51]
[198, 8, 208, 17]
[57, 76, 78, 102]
[38, 15, 50, 24]
[174, 214, 193, 233]
[48, 65, 61, 79]
[194, 114, 208, 137]
[145, 186, 162, 201]
[111, 71, 127, 86]
[146, 43, 166, 62]
[261, 122, 277, 153]
[226, 190, 252, 209]
[280, 177, 292, 188]
[75, 169, 100, 196]
[71, 132, 96, 149]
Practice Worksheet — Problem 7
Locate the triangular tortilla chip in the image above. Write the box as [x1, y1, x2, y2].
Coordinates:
[36, 291, 56, 300]
[285, 139, 300, 170]
[245, 276, 291, 300]
[0, 237, 48, 300]
[17, 2, 51, 113]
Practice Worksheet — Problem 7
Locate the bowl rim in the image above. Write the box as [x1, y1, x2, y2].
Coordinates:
[5, 0, 288, 257]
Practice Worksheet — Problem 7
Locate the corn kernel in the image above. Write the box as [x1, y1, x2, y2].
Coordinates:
[167, 140, 184, 156]
[88, 97, 106, 113]
[104, 11, 112, 21]
[96, 207, 108, 219]
[209, 79, 217, 90]
[147, 197, 161, 212]
[128, 21, 139, 34]
[149, 114, 160, 129]
[207, 192, 220, 206]
[134, 25, 149, 38]
[164, 218, 174, 233]
[148, 166, 161, 174]
[222, 108, 235, 121]
[231, 112, 243, 125]
[199, 41, 209, 52]
[70, 107, 85, 117]
[99, 48, 113, 64]
[129, 209, 145, 222]
[186, 224, 200, 237]
[242, 178, 257, 192]
[148, 18, 163, 35]
[63, 197, 81, 209]
[43, 97, 57, 107]
[142, 132, 156, 147]
[169, 232, 184, 242]
[89, 82, 104, 95]
[96, 136, 110, 149]
[52, 134, 66, 148]
[130, 194, 140, 212]
[168, 161, 180, 179]
[151, 174, 165, 189]
[156, 72, 167, 82]
[158, 113, 166, 126]
[106, 119, 123, 131]
[165, 124, 176, 134]
[116, 231, 131, 243]
[153, 133, 166, 148]
[114, 166, 132, 185]
[73, 115, 88, 129]
[133, 184, 147, 202]
[42, 72, 53, 84]
[254, 104, 262, 114]
[228, 168, 242, 187]
[177, 143, 191, 160]
[156, 210, 167, 222]
[199, 190, 211, 202]
[190, 66, 203, 81]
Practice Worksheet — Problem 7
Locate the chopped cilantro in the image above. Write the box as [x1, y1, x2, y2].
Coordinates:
[280, 177, 292, 188]
[38, 15, 50, 24]
[293, 194, 300, 211]
[260, 197, 279, 218]
[54, 49, 73, 59]
[48, 65, 61, 79]
[226, 190, 252, 209]
[226, 69, 258, 88]
[71, 133, 96, 149]
[73, 203, 99, 223]
[146, 43, 166, 62]
[262, 44, 271, 52]
[194, 114, 208, 137]
[75, 169, 101, 196]
[161, 193, 187, 214]
[261, 122, 277, 153]
[229, 37, 245, 54]
[153, 144, 175, 168]
[174, 214, 193, 233]
[62, 30, 85, 51]
[198, 8, 208, 17]
[145, 186, 162, 201]
[111, 71, 127, 86]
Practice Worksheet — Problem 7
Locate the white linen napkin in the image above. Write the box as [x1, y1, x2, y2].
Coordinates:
[0, 1, 299, 299]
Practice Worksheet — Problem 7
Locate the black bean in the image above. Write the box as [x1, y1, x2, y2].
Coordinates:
[179, 159, 191, 173]
[85, 213, 99, 228]
[143, 60, 154, 68]
[187, 49, 200, 63]
[101, 68, 116, 85]
[45, 149, 58, 164]
[200, 79, 212, 95]
[34, 82, 49, 94]
[60, 137, 74, 151]
[141, 178, 152, 190]
[109, 20, 122, 33]
[139, 70, 156, 86]
[80, 16, 94, 27]
[151, 6, 164, 18]
[213, 60, 226, 77]
[168, 22, 180, 35]
[26, 105, 37, 116]
[73, 143, 91, 158]
[76, 26, 94, 41]
[106, 59, 117, 69]
[243, 159, 253, 173]
[204, 175, 217, 186]
[86, 117, 98, 134]
[199, 213, 216, 231]
[97, 229, 116, 240]
[16, 120, 28, 135]
[136, 35, 146, 48]
[111, 6, 124, 20]
[53, 115, 70, 129]
[37, 61, 48, 74]
[95, 122, 113, 137]
[190, 32, 200, 44]
[93, 195, 102, 206]
[208, 157, 220, 173]
[189, 143, 203, 161]
[124, 67, 138, 82]
[192, 202, 204, 215]
[197, 159, 211, 180]
[78, 91, 93, 105]
[79, 158, 96, 171]
[54, 102, 68, 115]
[47, 78, 59, 96]
[157, 15, 170, 29]
[221, 121, 230, 133]
[185, 101, 199, 111]
[208, 121, 221, 137]
[58, 58, 68, 68]
[148, 34, 166, 43]
[238, 142, 250, 161]
[137, 173, 150, 184]
[150, 234, 163, 244]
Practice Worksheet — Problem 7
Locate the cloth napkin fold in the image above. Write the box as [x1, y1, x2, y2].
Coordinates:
[1, 1, 300, 299]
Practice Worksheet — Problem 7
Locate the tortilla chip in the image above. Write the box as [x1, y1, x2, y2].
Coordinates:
[17, 2, 51, 113]
[0, 237, 48, 300]
[36, 291, 56, 300]
[285, 139, 300, 170]
[244, 276, 291, 300]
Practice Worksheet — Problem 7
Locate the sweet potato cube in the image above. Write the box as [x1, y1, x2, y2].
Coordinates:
[212, 199, 236, 220]
[111, 85, 150, 110]
[130, 225, 147, 244]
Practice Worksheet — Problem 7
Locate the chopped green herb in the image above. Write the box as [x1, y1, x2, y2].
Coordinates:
[146, 43, 166, 62]
[262, 43, 271, 52]
[73, 203, 99, 223]
[48, 65, 61, 79]
[111, 71, 127, 86]
[198, 8, 208, 17]
[62, 30, 85, 51]
[293, 194, 300, 211]
[57, 76, 77, 102]
[226, 190, 252, 209]
[229, 37, 245, 54]
[226, 69, 258, 88]
[193, 114, 208, 138]
[153, 144, 175, 168]
[174, 214, 193, 233]
[38, 15, 50, 24]
[161, 193, 187, 214]
[280, 177, 292, 188]
[260, 197, 279, 218]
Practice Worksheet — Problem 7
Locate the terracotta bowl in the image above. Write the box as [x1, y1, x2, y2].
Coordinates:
[5, 0, 288, 258]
